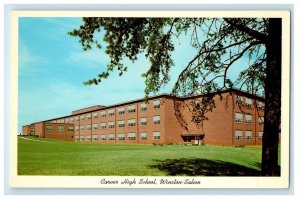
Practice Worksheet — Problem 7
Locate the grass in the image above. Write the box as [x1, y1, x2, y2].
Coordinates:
[18, 136, 268, 176]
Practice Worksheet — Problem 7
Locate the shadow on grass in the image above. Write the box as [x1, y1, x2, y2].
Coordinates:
[150, 158, 261, 176]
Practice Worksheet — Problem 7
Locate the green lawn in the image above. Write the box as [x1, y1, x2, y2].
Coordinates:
[18, 136, 266, 176]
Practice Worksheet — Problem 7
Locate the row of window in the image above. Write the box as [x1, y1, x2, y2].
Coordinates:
[235, 95, 264, 110]
[74, 132, 160, 141]
[235, 113, 264, 124]
[45, 125, 74, 132]
[56, 100, 161, 123]
[235, 130, 263, 141]
[74, 116, 160, 130]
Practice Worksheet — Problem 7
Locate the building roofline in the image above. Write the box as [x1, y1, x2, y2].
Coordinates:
[25, 88, 264, 126]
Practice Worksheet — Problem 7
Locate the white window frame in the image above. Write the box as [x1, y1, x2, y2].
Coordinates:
[100, 134, 107, 140]
[108, 121, 115, 128]
[92, 112, 98, 118]
[235, 130, 243, 140]
[118, 107, 125, 114]
[245, 131, 252, 140]
[118, 120, 125, 127]
[100, 122, 106, 129]
[58, 125, 64, 132]
[153, 99, 160, 109]
[153, 131, 160, 140]
[118, 133, 125, 140]
[92, 134, 99, 140]
[258, 132, 263, 140]
[109, 134, 115, 140]
[140, 132, 147, 140]
[108, 109, 115, 116]
[100, 111, 106, 117]
[259, 117, 264, 124]
[140, 102, 147, 111]
[86, 113, 91, 119]
[140, 117, 147, 125]
[128, 119, 136, 127]
[245, 98, 252, 108]
[153, 115, 160, 124]
[68, 126, 74, 132]
[92, 123, 98, 129]
[245, 114, 252, 124]
[80, 115, 85, 121]
[128, 104, 136, 113]
[86, 124, 91, 130]
[45, 125, 53, 131]
[235, 113, 243, 123]
[128, 132, 136, 140]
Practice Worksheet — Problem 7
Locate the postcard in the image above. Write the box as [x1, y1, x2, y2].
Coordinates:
[9, 10, 290, 188]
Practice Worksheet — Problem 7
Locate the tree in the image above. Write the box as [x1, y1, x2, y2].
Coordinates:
[69, 17, 282, 176]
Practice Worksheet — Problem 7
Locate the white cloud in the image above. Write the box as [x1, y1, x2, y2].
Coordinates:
[18, 41, 49, 74]
[66, 49, 109, 69]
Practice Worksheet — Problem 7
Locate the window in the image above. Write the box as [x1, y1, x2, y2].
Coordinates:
[101, 134, 107, 140]
[153, 99, 160, 109]
[128, 119, 136, 127]
[140, 117, 147, 125]
[235, 95, 243, 106]
[65, 118, 69, 123]
[86, 135, 92, 141]
[153, 131, 160, 140]
[258, 102, 264, 111]
[118, 107, 125, 114]
[75, 126, 79, 132]
[140, 132, 147, 140]
[235, 113, 243, 123]
[128, 132, 136, 140]
[80, 115, 85, 121]
[245, 98, 252, 108]
[75, 116, 79, 121]
[58, 125, 64, 132]
[245, 130, 252, 140]
[92, 123, 98, 129]
[128, 104, 136, 113]
[100, 111, 106, 117]
[235, 130, 243, 140]
[140, 102, 147, 111]
[153, 115, 160, 124]
[86, 113, 91, 119]
[118, 120, 125, 127]
[75, 136, 80, 141]
[118, 133, 125, 140]
[80, 136, 85, 141]
[92, 134, 98, 140]
[258, 132, 263, 140]
[245, 114, 252, 124]
[70, 118, 74, 123]
[109, 134, 115, 140]
[100, 122, 106, 129]
[30, 128, 35, 133]
[86, 124, 91, 130]
[259, 117, 264, 124]
[108, 109, 115, 116]
[92, 112, 98, 119]
[68, 126, 74, 132]
[80, 125, 85, 131]
[108, 121, 115, 128]
[45, 125, 53, 131]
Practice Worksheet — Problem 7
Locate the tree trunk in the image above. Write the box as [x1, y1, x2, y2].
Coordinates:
[261, 18, 282, 176]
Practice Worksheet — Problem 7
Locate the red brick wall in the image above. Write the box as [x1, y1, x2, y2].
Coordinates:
[44, 123, 75, 141]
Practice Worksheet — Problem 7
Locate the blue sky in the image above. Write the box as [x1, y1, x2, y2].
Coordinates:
[18, 17, 252, 132]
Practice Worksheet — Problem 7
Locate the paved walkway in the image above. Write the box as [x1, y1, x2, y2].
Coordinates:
[18, 136, 52, 143]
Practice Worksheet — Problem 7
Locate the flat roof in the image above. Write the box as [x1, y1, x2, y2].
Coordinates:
[26, 88, 264, 125]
